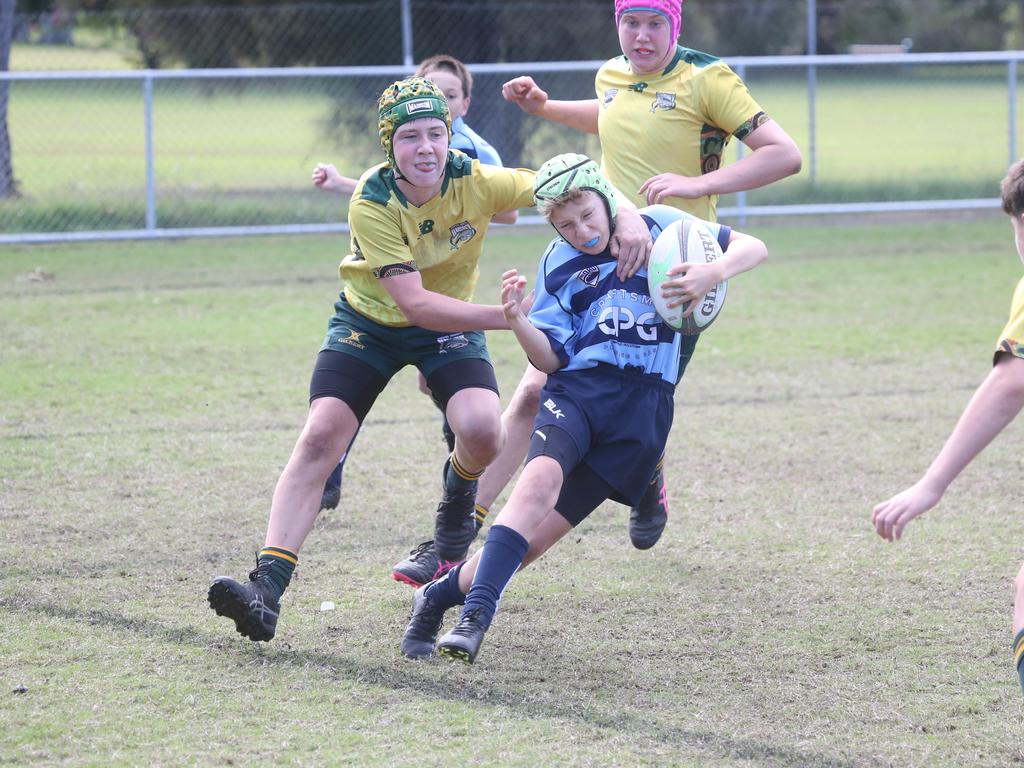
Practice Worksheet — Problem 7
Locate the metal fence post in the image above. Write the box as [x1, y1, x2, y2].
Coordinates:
[401, 0, 413, 68]
[807, 0, 817, 183]
[734, 62, 747, 227]
[1010, 59, 1019, 165]
[144, 71, 156, 231]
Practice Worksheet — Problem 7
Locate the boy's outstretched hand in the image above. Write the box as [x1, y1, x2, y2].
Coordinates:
[312, 162, 353, 195]
[501, 269, 530, 323]
[871, 483, 943, 542]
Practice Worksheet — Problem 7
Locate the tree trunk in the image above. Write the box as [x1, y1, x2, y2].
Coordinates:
[0, 0, 17, 198]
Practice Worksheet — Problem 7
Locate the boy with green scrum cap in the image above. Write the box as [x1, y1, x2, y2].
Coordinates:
[401, 153, 768, 663]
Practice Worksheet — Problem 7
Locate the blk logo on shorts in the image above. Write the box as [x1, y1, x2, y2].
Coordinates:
[543, 398, 565, 419]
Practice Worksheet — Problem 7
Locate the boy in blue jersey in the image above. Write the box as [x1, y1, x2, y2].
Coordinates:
[401, 153, 767, 662]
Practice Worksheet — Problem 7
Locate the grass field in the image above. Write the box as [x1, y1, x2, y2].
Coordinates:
[2, 216, 1024, 766]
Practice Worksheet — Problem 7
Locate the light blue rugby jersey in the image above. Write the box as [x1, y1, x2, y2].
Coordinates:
[451, 116, 502, 166]
[528, 205, 731, 386]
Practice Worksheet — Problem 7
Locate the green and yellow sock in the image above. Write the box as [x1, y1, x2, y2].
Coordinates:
[1014, 629, 1024, 696]
[445, 452, 482, 493]
[257, 546, 298, 599]
[473, 503, 489, 531]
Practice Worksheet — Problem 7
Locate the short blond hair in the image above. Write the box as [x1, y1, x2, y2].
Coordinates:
[536, 187, 588, 221]
[1001, 159, 1024, 217]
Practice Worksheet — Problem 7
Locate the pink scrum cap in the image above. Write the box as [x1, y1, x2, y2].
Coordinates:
[614, 0, 682, 42]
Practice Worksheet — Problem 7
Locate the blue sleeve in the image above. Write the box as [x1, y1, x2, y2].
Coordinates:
[527, 239, 575, 368]
[640, 204, 730, 249]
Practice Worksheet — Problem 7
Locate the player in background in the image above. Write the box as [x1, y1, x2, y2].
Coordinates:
[401, 153, 768, 662]
[208, 79, 654, 642]
[473, 0, 802, 560]
[871, 159, 1024, 696]
[313, 55, 517, 513]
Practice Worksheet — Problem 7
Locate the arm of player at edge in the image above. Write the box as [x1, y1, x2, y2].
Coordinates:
[871, 354, 1024, 542]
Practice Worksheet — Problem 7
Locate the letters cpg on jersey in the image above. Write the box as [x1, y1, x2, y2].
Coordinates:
[647, 218, 728, 335]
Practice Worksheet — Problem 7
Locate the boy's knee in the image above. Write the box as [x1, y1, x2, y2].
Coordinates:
[457, 418, 504, 463]
[299, 416, 346, 464]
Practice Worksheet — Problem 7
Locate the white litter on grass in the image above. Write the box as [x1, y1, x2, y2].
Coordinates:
[319, 601, 335, 612]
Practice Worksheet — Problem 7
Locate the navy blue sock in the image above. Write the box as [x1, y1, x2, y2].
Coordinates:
[462, 524, 528, 629]
[424, 562, 466, 610]
[325, 459, 343, 491]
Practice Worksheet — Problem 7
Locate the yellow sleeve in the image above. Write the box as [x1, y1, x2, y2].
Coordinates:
[347, 197, 415, 275]
[473, 163, 536, 213]
[696, 61, 765, 138]
[996, 276, 1024, 362]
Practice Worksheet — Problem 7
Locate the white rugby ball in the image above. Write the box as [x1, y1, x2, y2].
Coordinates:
[647, 218, 727, 335]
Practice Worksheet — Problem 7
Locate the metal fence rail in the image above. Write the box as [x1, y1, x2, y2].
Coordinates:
[2, 50, 1023, 244]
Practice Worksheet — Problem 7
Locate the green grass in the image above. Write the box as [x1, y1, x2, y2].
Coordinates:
[2, 217, 1024, 765]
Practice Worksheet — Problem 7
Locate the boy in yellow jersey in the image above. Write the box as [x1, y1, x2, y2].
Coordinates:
[207, 77, 653, 641]
[458, 0, 801, 558]
[313, 54, 517, 516]
[871, 158, 1024, 696]
[205, 77, 535, 642]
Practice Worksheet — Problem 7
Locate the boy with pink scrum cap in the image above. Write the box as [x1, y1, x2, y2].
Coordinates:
[480, 0, 801, 556]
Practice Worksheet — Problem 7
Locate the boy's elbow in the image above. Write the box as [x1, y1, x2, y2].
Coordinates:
[784, 145, 802, 177]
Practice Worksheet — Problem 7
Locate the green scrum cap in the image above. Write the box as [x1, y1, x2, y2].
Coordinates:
[377, 76, 452, 167]
[533, 153, 617, 221]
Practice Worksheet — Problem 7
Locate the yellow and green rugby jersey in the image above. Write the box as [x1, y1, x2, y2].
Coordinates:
[341, 152, 535, 326]
[995, 275, 1024, 362]
[595, 45, 767, 222]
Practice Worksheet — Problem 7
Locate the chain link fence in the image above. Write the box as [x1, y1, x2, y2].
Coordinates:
[3, 1, 1024, 240]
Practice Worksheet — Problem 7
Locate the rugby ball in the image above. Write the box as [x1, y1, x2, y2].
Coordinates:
[647, 218, 727, 335]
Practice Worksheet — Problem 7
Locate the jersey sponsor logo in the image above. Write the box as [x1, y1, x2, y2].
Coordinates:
[597, 305, 659, 342]
[543, 398, 565, 419]
[373, 261, 417, 279]
[419, 219, 435, 235]
[406, 99, 434, 114]
[577, 265, 600, 287]
[334, 328, 367, 350]
[628, 81, 649, 93]
[651, 92, 676, 113]
[436, 332, 470, 353]
[602, 88, 619, 106]
[449, 221, 477, 250]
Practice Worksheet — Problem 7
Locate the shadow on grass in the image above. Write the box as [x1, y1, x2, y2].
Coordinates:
[5, 593, 873, 768]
